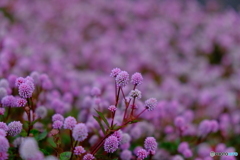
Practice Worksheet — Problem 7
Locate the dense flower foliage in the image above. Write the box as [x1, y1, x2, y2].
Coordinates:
[0, 0, 239, 159]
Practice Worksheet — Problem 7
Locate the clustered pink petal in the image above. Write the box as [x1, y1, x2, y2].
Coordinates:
[1, 95, 16, 107]
[120, 150, 132, 160]
[145, 98, 157, 111]
[137, 149, 148, 160]
[174, 116, 186, 129]
[16, 98, 27, 107]
[0, 122, 8, 133]
[0, 152, 8, 160]
[131, 72, 143, 85]
[83, 153, 95, 160]
[90, 87, 101, 97]
[115, 71, 129, 87]
[0, 136, 9, 152]
[63, 116, 77, 130]
[74, 146, 86, 155]
[129, 89, 142, 99]
[15, 77, 26, 87]
[0, 130, 6, 137]
[7, 121, 22, 136]
[108, 105, 117, 112]
[18, 83, 34, 98]
[52, 113, 64, 122]
[178, 142, 189, 153]
[52, 120, 63, 129]
[144, 137, 157, 154]
[72, 123, 88, 142]
[198, 120, 218, 137]
[104, 135, 119, 153]
[110, 68, 121, 77]
[112, 130, 122, 142]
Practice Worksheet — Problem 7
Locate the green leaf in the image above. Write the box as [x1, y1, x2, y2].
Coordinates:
[20, 129, 27, 137]
[129, 119, 140, 124]
[47, 137, 57, 148]
[60, 151, 71, 160]
[31, 118, 40, 125]
[35, 130, 48, 141]
[93, 116, 106, 134]
[95, 109, 110, 128]
[30, 129, 40, 136]
[40, 148, 50, 156]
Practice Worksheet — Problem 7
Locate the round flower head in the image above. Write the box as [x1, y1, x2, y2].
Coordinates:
[0, 108, 5, 115]
[74, 146, 86, 155]
[64, 116, 77, 130]
[30, 71, 40, 85]
[0, 122, 8, 132]
[16, 98, 27, 107]
[183, 149, 192, 158]
[131, 72, 143, 86]
[8, 74, 17, 88]
[120, 150, 132, 160]
[52, 120, 63, 129]
[72, 123, 88, 142]
[89, 135, 99, 146]
[0, 79, 9, 89]
[112, 130, 122, 142]
[134, 146, 143, 155]
[198, 120, 212, 137]
[137, 149, 148, 160]
[172, 155, 184, 160]
[25, 79, 35, 91]
[8, 121, 22, 136]
[116, 71, 129, 87]
[174, 116, 186, 129]
[15, 77, 26, 87]
[13, 137, 25, 148]
[90, 87, 101, 97]
[144, 137, 157, 153]
[110, 68, 121, 77]
[108, 105, 117, 112]
[19, 138, 39, 160]
[0, 88, 7, 101]
[28, 151, 44, 160]
[145, 98, 157, 111]
[52, 114, 64, 122]
[120, 143, 130, 150]
[1, 95, 16, 107]
[25, 76, 34, 83]
[0, 129, 6, 137]
[0, 152, 8, 160]
[210, 120, 219, 133]
[0, 136, 9, 152]
[178, 142, 189, 153]
[83, 153, 95, 160]
[129, 89, 142, 99]
[120, 133, 131, 145]
[18, 83, 34, 98]
[35, 106, 47, 119]
[104, 135, 119, 153]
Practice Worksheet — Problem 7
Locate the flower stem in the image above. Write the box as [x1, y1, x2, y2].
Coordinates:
[70, 141, 78, 160]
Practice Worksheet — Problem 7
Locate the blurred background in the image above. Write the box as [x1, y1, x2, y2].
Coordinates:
[1, 0, 240, 159]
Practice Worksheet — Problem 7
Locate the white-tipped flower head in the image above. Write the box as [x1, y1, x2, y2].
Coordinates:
[72, 123, 88, 142]
[19, 137, 40, 160]
[145, 98, 157, 111]
[129, 89, 142, 99]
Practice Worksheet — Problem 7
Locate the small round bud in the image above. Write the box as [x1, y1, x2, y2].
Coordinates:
[108, 105, 117, 112]
[131, 72, 143, 85]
